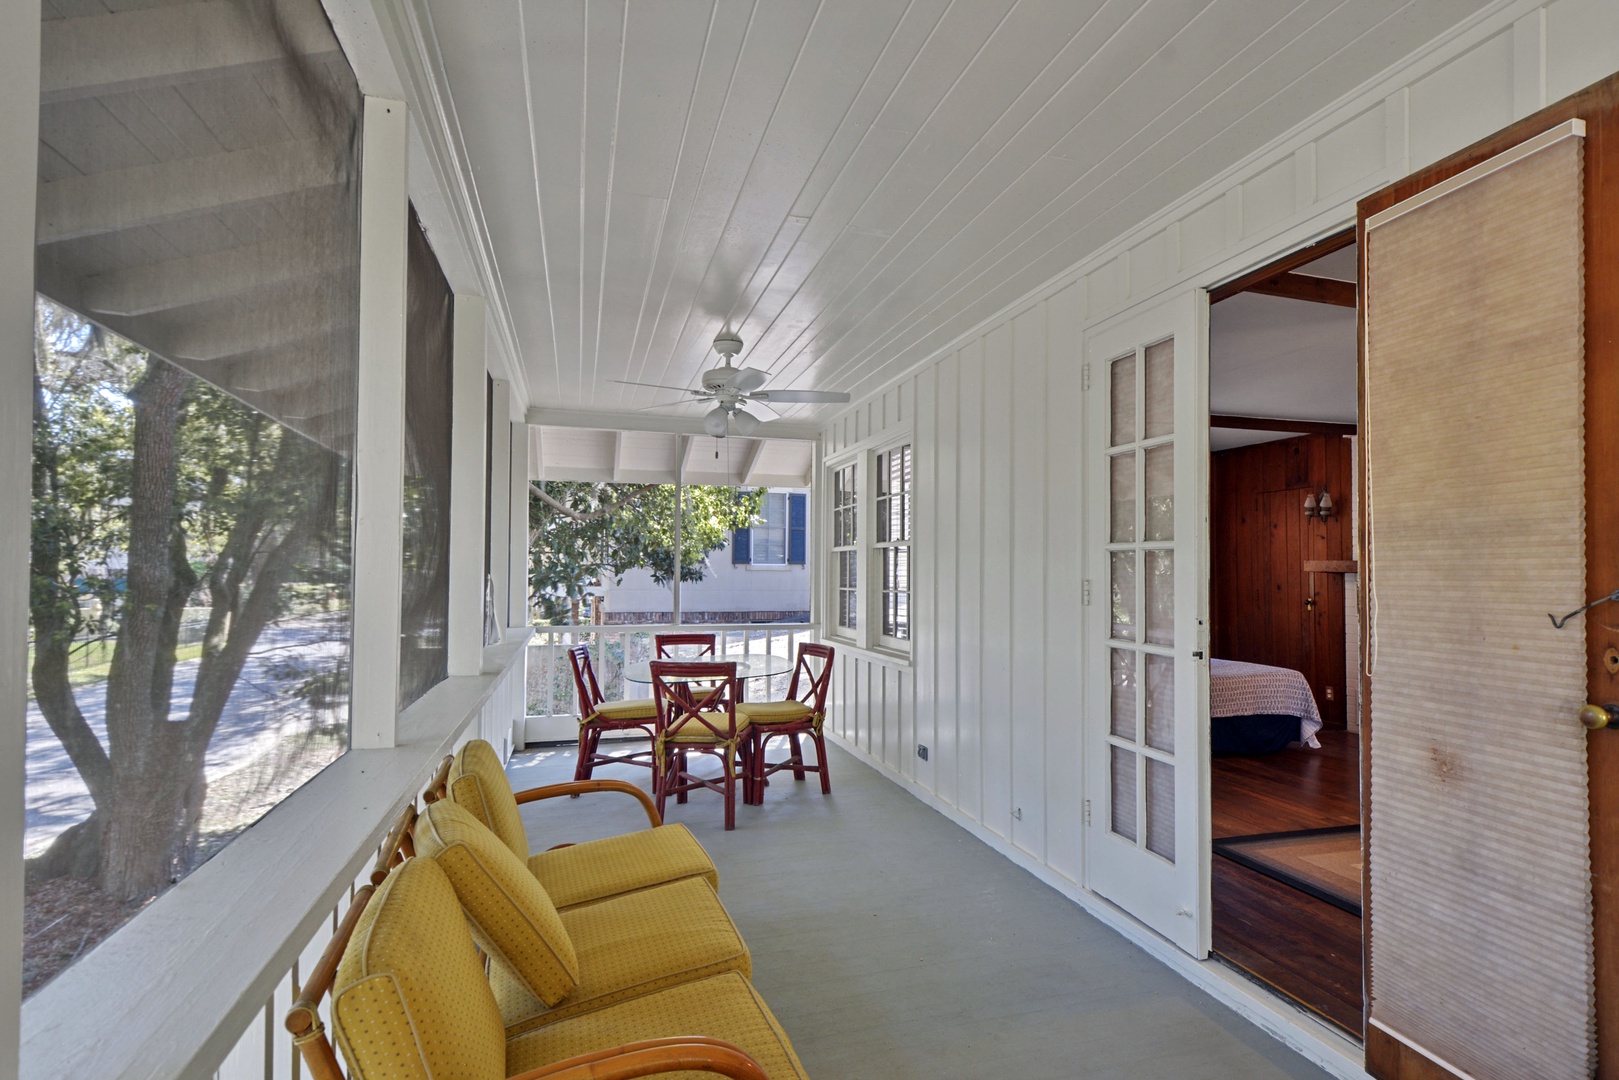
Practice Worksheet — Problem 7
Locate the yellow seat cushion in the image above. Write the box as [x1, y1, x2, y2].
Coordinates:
[736, 700, 816, 726]
[413, 799, 581, 1007]
[663, 711, 749, 745]
[528, 823, 718, 910]
[589, 697, 659, 722]
[448, 738, 531, 859]
[493, 876, 751, 1036]
[505, 971, 810, 1080]
[332, 857, 507, 1080]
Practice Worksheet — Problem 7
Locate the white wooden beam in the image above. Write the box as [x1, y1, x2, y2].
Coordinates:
[447, 295, 487, 676]
[36, 139, 340, 244]
[40, 0, 342, 104]
[349, 97, 408, 750]
[680, 431, 701, 478]
[488, 379, 513, 629]
[506, 421, 530, 630]
[740, 439, 767, 487]
[525, 406, 819, 442]
[0, 4, 40, 1072]
[78, 230, 353, 317]
[610, 429, 625, 483]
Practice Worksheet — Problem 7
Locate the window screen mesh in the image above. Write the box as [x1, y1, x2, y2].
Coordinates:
[399, 205, 454, 710]
[26, 0, 361, 994]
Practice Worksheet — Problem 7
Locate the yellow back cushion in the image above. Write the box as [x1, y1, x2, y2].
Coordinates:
[332, 857, 506, 1080]
[448, 738, 530, 860]
[414, 799, 582, 1007]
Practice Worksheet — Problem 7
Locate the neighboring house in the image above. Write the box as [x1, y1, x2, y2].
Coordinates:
[598, 489, 809, 623]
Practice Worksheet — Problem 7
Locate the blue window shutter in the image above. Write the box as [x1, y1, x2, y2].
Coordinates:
[732, 526, 752, 564]
[788, 493, 807, 565]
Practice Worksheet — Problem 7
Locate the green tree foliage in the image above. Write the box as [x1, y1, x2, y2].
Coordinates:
[29, 299, 348, 899]
[528, 481, 762, 624]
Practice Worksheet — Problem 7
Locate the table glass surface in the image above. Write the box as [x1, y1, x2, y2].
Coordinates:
[622, 654, 793, 684]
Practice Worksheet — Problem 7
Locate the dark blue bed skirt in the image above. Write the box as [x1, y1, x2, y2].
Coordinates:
[1211, 714, 1302, 756]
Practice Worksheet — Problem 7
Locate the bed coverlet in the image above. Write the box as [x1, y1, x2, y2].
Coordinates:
[1210, 659, 1324, 747]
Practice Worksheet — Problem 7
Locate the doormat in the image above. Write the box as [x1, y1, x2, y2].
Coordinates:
[1214, 826, 1362, 916]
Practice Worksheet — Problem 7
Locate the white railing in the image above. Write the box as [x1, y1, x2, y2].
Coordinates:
[525, 623, 816, 740]
[208, 641, 527, 1080]
[13, 638, 531, 1080]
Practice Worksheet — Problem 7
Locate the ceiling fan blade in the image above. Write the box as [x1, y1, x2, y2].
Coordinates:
[729, 367, 768, 392]
[750, 389, 851, 404]
[612, 378, 705, 395]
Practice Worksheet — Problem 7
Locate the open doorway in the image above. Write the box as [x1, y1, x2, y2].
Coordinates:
[1205, 233, 1363, 1034]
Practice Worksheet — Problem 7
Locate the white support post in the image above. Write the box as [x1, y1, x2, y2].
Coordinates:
[447, 294, 488, 676]
[507, 419, 529, 630]
[349, 96, 408, 749]
[0, 8, 41, 1075]
[488, 379, 512, 631]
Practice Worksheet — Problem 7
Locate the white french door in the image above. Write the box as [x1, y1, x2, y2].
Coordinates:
[1083, 290, 1210, 956]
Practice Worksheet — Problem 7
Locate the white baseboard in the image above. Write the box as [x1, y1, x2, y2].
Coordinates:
[825, 732, 1371, 1080]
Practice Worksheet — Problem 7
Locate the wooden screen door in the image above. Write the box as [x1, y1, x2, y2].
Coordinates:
[1357, 70, 1619, 1080]
[1083, 289, 1211, 956]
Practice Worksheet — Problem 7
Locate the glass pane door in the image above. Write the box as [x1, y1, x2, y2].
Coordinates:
[1085, 292, 1208, 956]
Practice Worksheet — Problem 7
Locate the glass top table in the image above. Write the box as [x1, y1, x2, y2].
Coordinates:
[622, 654, 793, 686]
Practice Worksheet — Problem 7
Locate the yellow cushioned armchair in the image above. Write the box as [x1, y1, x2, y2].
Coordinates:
[286, 853, 806, 1079]
[434, 737, 718, 910]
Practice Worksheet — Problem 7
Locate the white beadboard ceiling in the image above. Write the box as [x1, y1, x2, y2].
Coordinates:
[425, 0, 1486, 425]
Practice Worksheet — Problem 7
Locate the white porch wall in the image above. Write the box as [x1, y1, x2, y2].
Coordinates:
[818, 0, 1619, 900]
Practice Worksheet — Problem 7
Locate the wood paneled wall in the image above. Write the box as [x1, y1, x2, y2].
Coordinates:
[1210, 435, 1353, 728]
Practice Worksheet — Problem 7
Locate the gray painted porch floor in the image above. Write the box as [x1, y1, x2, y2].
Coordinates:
[505, 740, 1335, 1080]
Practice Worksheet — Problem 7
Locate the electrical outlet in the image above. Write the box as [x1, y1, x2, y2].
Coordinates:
[1325, 686, 1336, 701]
[916, 744, 929, 761]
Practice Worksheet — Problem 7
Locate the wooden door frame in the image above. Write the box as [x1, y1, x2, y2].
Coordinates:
[1355, 72, 1619, 1080]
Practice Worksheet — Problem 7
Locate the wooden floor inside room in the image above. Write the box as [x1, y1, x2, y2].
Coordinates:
[1211, 729, 1364, 1036]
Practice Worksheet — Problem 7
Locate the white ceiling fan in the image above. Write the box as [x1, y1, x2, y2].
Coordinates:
[615, 329, 850, 436]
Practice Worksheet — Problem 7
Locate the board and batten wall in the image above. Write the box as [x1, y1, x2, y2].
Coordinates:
[818, 0, 1619, 906]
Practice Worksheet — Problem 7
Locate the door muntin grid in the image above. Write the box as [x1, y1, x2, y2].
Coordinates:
[1105, 340, 1177, 864]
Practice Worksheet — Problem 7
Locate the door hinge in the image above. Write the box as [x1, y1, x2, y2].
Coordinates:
[1082, 579, 1092, 606]
[1082, 363, 1091, 391]
[1083, 799, 1092, 826]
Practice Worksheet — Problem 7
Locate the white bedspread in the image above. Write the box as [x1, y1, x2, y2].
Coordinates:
[1210, 659, 1324, 747]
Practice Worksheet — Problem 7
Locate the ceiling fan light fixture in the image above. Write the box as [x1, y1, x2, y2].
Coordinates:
[732, 408, 760, 436]
[703, 406, 730, 437]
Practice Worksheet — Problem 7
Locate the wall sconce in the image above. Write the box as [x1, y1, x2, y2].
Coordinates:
[1303, 489, 1335, 520]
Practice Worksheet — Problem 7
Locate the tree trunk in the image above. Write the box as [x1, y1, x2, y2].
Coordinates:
[98, 362, 190, 901]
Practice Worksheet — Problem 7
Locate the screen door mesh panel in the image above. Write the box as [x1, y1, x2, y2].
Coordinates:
[1364, 133, 1590, 1080]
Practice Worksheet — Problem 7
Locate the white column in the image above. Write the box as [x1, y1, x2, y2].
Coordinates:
[0, 8, 41, 1074]
[506, 420, 529, 629]
[488, 380, 512, 630]
[447, 294, 487, 676]
[349, 97, 409, 750]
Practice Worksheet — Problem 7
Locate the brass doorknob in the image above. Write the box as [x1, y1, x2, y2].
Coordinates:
[1580, 704, 1619, 730]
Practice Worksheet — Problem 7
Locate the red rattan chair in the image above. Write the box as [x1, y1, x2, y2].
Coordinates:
[738, 643, 835, 803]
[651, 660, 749, 830]
[568, 643, 658, 782]
[654, 632, 717, 657]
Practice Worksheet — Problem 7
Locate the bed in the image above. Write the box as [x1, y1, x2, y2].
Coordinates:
[1210, 659, 1324, 754]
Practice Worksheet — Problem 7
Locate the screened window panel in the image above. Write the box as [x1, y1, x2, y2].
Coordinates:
[398, 206, 454, 711]
[1110, 746, 1138, 843]
[1364, 130, 1590, 1080]
[25, 0, 362, 997]
[1110, 649, 1136, 741]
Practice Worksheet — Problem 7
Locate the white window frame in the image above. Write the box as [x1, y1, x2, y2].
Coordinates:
[824, 436, 913, 658]
[874, 443, 912, 649]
